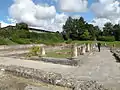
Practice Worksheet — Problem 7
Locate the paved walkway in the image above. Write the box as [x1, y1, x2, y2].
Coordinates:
[0, 48, 120, 89]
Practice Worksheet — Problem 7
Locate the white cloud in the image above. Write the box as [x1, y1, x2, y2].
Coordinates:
[59, 0, 88, 12]
[90, 18, 111, 30]
[99, 0, 115, 4]
[0, 21, 15, 28]
[32, 13, 68, 32]
[9, 0, 56, 20]
[7, 17, 17, 23]
[71, 15, 81, 19]
[9, 0, 68, 32]
[91, 0, 120, 28]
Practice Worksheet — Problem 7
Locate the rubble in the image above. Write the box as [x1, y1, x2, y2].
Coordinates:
[0, 65, 109, 90]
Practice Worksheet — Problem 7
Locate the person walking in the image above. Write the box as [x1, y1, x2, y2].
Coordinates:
[97, 42, 101, 52]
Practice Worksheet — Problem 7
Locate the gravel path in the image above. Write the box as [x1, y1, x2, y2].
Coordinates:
[0, 47, 120, 89]
[66, 48, 120, 90]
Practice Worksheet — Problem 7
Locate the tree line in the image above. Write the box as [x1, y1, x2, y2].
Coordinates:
[0, 16, 120, 45]
[62, 16, 120, 41]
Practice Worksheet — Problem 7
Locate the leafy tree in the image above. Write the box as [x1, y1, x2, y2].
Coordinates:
[63, 16, 100, 40]
[63, 16, 87, 40]
[80, 30, 90, 40]
[16, 22, 29, 30]
[113, 24, 120, 41]
[103, 22, 114, 36]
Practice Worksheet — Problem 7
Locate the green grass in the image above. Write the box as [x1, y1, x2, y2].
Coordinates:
[99, 41, 120, 47]
[72, 40, 120, 47]
[0, 38, 17, 45]
[44, 40, 120, 58]
[72, 40, 93, 45]
[46, 48, 72, 58]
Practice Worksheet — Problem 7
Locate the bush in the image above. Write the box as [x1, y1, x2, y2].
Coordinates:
[10, 37, 31, 44]
[80, 30, 91, 40]
[65, 39, 72, 44]
[98, 36, 115, 42]
[0, 38, 16, 45]
[0, 27, 64, 45]
[27, 46, 41, 57]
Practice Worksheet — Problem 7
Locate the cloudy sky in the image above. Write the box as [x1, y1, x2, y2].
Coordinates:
[0, 0, 120, 32]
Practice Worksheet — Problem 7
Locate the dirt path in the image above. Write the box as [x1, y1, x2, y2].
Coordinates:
[0, 47, 120, 89]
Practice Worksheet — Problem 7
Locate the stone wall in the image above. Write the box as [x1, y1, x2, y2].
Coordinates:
[0, 44, 43, 51]
[28, 57, 78, 66]
[0, 44, 69, 52]
[0, 65, 108, 90]
[111, 48, 120, 61]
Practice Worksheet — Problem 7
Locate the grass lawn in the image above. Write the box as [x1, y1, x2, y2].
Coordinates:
[46, 40, 120, 58]
[0, 38, 17, 45]
[72, 40, 120, 47]
[46, 48, 72, 58]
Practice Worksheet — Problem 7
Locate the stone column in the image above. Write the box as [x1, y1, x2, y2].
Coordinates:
[86, 43, 90, 52]
[90, 44, 92, 51]
[72, 44, 78, 58]
[80, 45, 86, 55]
[77, 46, 81, 56]
[41, 47, 46, 56]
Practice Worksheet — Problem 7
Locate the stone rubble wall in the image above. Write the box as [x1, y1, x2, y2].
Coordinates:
[110, 48, 120, 60]
[0, 44, 69, 52]
[0, 44, 43, 51]
[28, 57, 79, 66]
[0, 65, 108, 90]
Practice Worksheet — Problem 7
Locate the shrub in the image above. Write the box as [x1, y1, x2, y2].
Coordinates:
[27, 46, 41, 57]
[10, 37, 31, 44]
[65, 39, 72, 44]
[0, 38, 16, 45]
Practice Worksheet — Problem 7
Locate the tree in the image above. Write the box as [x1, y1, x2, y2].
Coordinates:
[62, 16, 100, 40]
[103, 22, 113, 36]
[80, 30, 90, 40]
[16, 22, 29, 30]
[63, 16, 87, 40]
[113, 24, 120, 41]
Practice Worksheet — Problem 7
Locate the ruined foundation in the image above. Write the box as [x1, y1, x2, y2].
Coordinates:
[0, 65, 108, 90]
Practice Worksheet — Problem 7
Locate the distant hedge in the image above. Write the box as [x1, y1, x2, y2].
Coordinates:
[0, 27, 64, 45]
[98, 36, 115, 42]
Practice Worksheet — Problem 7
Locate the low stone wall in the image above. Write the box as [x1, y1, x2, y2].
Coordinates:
[0, 44, 43, 51]
[111, 48, 120, 61]
[28, 57, 78, 66]
[0, 44, 69, 53]
[0, 65, 108, 90]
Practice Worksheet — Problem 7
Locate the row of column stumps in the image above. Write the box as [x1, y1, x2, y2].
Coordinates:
[72, 43, 91, 58]
[41, 43, 91, 58]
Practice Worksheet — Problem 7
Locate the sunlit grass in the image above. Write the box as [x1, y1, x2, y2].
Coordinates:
[72, 40, 120, 47]
[46, 48, 72, 58]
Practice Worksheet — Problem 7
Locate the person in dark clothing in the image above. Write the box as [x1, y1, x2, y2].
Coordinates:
[97, 42, 101, 52]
